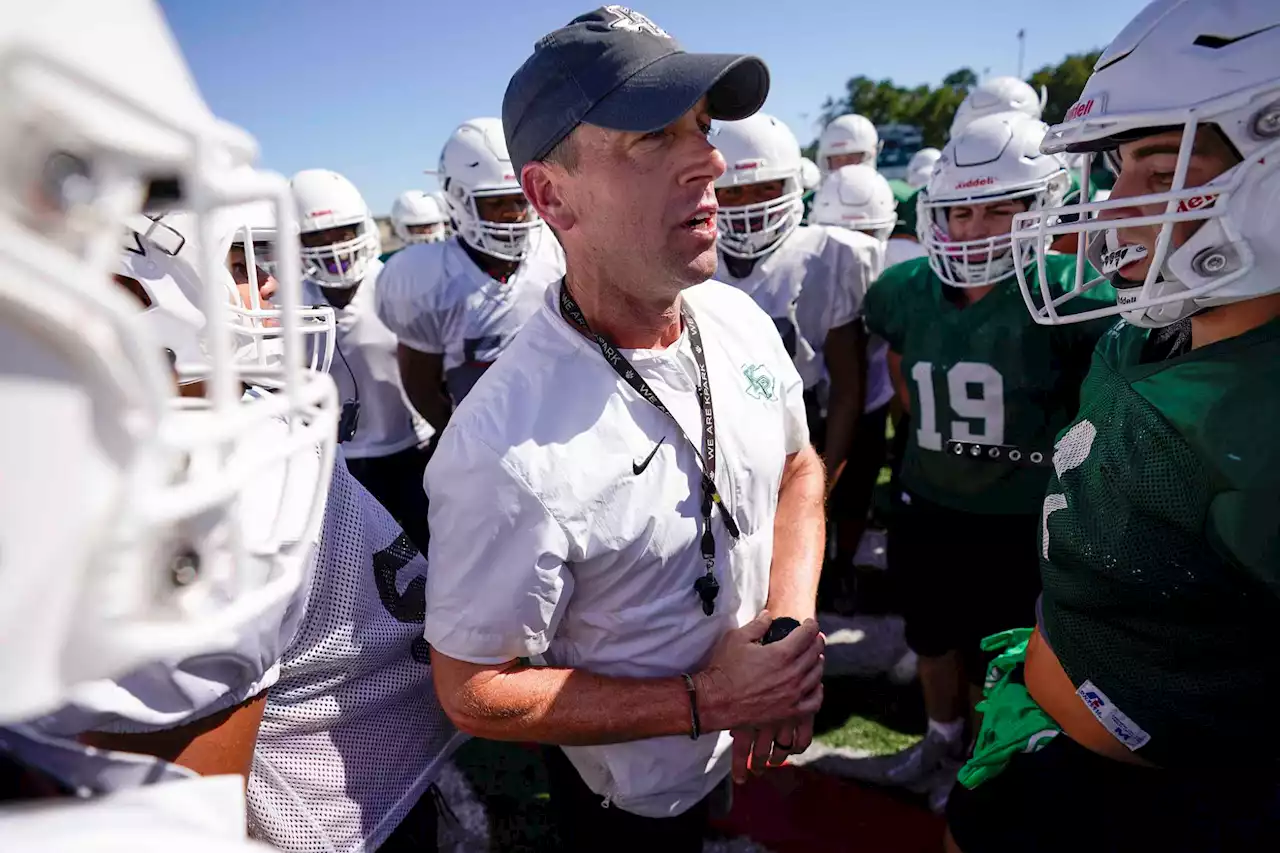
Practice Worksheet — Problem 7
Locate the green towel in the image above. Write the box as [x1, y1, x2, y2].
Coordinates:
[957, 628, 1062, 790]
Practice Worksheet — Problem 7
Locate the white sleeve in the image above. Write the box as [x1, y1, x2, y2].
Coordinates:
[830, 232, 880, 330]
[423, 425, 573, 665]
[375, 252, 445, 354]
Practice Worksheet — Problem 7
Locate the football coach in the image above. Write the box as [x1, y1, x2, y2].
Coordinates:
[423, 7, 828, 850]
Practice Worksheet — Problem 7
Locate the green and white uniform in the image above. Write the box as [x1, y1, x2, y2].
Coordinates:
[1040, 317, 1280, 768]
[864, 255, 1114, 514]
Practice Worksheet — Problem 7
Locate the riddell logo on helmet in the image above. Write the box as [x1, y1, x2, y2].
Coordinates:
[735, 160, 763, 170]
[1065, 99, 1096, 122]
[955, 177, 995, 190]
[1176, 194, 1216, 213]
[309, 209, 334, 217]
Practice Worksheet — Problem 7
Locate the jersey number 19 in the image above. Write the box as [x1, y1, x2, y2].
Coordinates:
[909, 361, 1006, 451]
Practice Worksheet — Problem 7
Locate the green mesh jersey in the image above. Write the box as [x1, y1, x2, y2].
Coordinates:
[864, 255, 1113, 515]
[888, 180, 919, 240]
[1041, 318, 1280, 769]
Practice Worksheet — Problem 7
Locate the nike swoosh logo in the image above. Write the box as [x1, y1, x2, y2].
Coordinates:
[632, 436, 666, 475]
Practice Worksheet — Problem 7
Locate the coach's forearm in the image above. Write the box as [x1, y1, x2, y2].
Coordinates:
[766, 446, 826, 622]
[432, 654, 695, 745]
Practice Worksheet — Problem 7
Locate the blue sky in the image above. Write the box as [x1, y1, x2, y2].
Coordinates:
[160, 0, 1146, 215]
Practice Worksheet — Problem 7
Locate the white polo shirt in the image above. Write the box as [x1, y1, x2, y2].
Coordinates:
[424, 279, 809, 818]
[304, 260, 433, 460]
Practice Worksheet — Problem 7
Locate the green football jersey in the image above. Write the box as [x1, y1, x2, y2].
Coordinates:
[888, 180, 919, 240]
[1040, 318, 1280, 768]
[864, 255, 1113, 515]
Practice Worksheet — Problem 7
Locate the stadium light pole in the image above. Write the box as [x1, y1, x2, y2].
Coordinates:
[1017, 28, 1026, 78]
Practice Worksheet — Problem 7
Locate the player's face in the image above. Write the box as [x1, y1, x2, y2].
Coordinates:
[715, 179, 786, 233]
[301, 224, 361, 276]
[474, 192, 533, 225]
[408, 222, 444, 239]
[227, 243, 278, 314]
[827, 152, 869, 170]
[559, 97, 723, 292]
[1098, 128, 1238, 282]
[946, 199, 1025, 261]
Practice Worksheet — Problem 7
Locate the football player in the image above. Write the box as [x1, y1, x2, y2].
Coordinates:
[809, 165, 897, 602]
[0, 1, 335, 850]
[291, 168, 434, 554]
[817, 113, 882, 176]
[713, 113, 875, 523]
[947, 2, 1280, 850]
[375, 117, 565, 430]
[858, 113, 1114, 811]
[390, 189, 449, 248]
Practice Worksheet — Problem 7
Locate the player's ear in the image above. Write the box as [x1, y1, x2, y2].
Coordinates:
[521, 161, 576, 234]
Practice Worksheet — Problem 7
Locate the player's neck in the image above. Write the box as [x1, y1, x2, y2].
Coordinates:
[321, 283, 358, 310]
[1191, 293, 1280, 349]
[562, 271, 682, 351]
[459, 237, 520, 283]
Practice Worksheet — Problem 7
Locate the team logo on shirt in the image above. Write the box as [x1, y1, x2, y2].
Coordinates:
[741, 363, 778, 402]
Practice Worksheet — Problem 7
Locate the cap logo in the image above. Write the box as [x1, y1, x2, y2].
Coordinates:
[955, 177, 995, 190]
[602, 5, 670, 38]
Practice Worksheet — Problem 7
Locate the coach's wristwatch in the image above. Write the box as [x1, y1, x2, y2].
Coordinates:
[761, 616, 801, 646]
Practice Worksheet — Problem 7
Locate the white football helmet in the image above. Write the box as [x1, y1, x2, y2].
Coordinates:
[812, 164, 898, 242]
[438, 117, 538, 261]
[1015, 0, 1280, 329]
[906, 147, 943, 189]
[713, 113, 805, 260]
[817, 114, 883, 175]
[291, 169, 378, 288]
[919, 114, 1069, 287]
[390, 189, 448, 245]
[951, 76, 1047, 136]
[799, 156, 821, 192]
[0, 0, 339, 724]
[121, 204, 336, 386]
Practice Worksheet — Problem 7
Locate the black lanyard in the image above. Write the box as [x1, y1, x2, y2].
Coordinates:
[559, 281, 740, 616]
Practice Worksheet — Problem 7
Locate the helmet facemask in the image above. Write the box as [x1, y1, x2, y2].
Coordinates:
[299, 217, 379, 288]
[920, 178, 1065, 288]
[1015, 101, 1280, 327]
[715, 176, 804, 260]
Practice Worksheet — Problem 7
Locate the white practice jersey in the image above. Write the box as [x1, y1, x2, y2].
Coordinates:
[304, 260, 433, 460]
[247, 450, 463, 853]
[374, 227, 565, 405]
[885, 236, 927, 268]
[0, 773, 274, 853]
[716, 225, 877, 389]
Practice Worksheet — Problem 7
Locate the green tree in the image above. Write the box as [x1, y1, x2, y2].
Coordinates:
[813, 51, 1102, 150]
[1028, 50, 1102, 125]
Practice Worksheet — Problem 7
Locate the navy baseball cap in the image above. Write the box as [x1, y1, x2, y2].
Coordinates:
[502, 6, 770, 175]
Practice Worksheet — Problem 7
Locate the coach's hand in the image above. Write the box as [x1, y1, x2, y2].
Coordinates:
[694, 610, 824, 778]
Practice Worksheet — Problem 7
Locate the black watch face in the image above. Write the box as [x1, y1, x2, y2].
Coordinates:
[762, 616, 801, 645]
